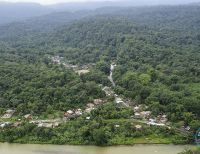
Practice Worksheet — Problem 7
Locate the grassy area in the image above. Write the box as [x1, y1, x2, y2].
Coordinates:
[109, 136, 173, 145]
[188, 83, 200, 95]
[0, 117, 19, 122]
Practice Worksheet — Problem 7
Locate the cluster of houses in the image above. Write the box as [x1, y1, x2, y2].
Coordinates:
[133, 105, 168, 126]
[51, 56, 78, 70]
[0, 121, 22, 129]
[1, 110, 34, 121]
[51, 56, 90, 75]
[1, 109, 15, 119]
[0, 112, 61, 129]
[51, 56, 63, 65]
[0, 98, 105, 129]
[64, 99, 105, 120]
[102, 87, 168, 127]
[64, 109, 83, 120]
[0, 110, 27, 128]
[29, 119, 60, 128]
[87, 99, 104, 110]
[75, 69, 90, 75]
[0, 108, 60, 129]
[0, 122, 12, 128]
[0, 99, 168, 130]
[0, 110, 18, 128]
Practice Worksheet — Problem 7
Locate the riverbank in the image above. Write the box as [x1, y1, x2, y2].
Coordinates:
[0, 119, 191, 146]
[0, 103, 192, 146]
[0, 137, 189, 146]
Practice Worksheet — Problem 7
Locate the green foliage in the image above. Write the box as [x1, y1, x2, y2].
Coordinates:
[179, 149, 200, 154]
[91, 103, 133, 120]
[0, 5, 200, 145]
[92, 128, 109, 146]
[139, 74, 151, 85]
[0, 62, 105, 114]
[0, 104, 188, 146]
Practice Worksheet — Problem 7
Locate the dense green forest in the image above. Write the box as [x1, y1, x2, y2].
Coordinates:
[0, 62, 104, 114]
[0, 5, 200, 145]
[48, 6, 200, 125]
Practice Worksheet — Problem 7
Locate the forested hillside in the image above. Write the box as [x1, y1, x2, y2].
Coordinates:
[50, 6, 200, 124]
[33, 6, 200, 123]
[0, 5, 200, 144]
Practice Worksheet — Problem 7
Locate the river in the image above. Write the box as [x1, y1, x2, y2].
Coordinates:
[0, 143, 189, 154]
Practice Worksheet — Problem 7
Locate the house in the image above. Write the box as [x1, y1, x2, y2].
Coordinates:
[114, 94, 118, 97]
[2, 109, 15, 118]
[85, 103, 95, 113]
[64, 110, 74, 118]
[24, 114, 33, 120]
[93, 99, 104, 106]
[134, 105, 142, 112]
[29, 120, 43, 125]
[149, 118, 156, 123]
[64, 109, 83, 120]
[37, 122, 60, 128]
[67, 110, 74, 114]
[135, 125, 142, 130]
[75, 109, 82, 116]
[115, 97, 124, 104]
[75, 69, 90, 75]
[54, 122, 60, 127]
[156, 115, 168, 124]
[0, 123, 6, 128]
[140, 111, 151, 119]
[52, 56, 62, 65]
[85, 108, 94, 113]
[134, 112, 142, 119]
[114, 125, 120, 128]
[185, 126, 191, 131]
[38, 123, 52, 128]
[87, 103, 95, 108]
[147, 122, 165, 126]
[160, 116, 168, 124]
[0, 122, 12, 128]
[86, 117, 91, 120]
[133, 111, 151, 120]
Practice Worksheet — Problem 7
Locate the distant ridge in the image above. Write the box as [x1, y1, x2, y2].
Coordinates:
[0, 2, 53, 24]
[0, 0, 200, 24]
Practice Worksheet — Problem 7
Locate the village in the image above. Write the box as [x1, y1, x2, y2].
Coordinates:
[0, 57, 175, 130]
[0, 96, 170, 130]
[50, 56, 192, 132]
[0, 98, 106, 129]
[102, 85, 169, 127]
[103, 63, 170, 128]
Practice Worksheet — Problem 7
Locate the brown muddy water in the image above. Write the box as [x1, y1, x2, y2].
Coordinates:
[0, 143, 191, 154]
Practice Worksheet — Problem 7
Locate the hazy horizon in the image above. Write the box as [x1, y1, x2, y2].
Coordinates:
[1, 0, 200, 5]
[1, 0, 200, 25]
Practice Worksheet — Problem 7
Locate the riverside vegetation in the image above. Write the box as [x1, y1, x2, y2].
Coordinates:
[179, 148, 200, 154]
[0, 5, 200, 146]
